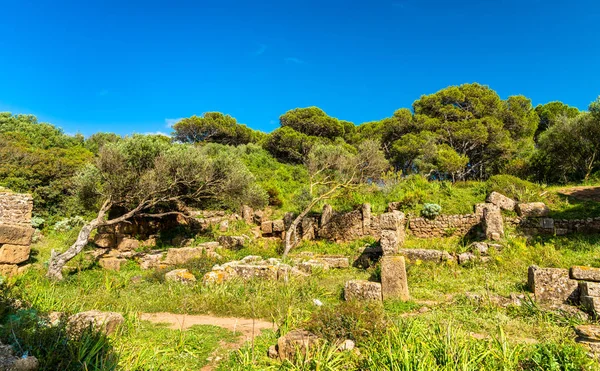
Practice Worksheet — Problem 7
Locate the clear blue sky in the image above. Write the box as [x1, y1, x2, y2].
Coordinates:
[1, 0, 599, 136]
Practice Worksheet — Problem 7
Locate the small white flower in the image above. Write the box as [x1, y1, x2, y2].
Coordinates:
[313, 299, 323, 306]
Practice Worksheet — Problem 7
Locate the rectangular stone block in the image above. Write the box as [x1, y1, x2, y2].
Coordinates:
[379, 211, 405, 230]
[0, 244, 30, 264]
[579, 281, 600, 297]
[528, 265, 579, 304]
[261, 221, 273, 234]
[571, 266, 600, 282]
[380, 230, 401, 255]
[272, 220, 285, 233]
[0, 224, 34, 245]
[344, 280, 382, 301]
[381, 256, 409, 301]
[94, 233, 116, 248]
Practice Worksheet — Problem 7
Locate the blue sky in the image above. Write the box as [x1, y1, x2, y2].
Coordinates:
[0, 0, 599, 136]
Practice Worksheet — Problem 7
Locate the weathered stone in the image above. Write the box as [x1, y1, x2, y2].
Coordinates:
[380, 256, 409, 301]
[483, 204, 504, 241]
[486, 192, 516, 211]
[321, 204, 333, 226]
[570, 266, 600, 282]
[0, 264, 17, 277]
[261, 221, 273, 234]
[203, 270, 227, 284]
[99, 257, 127, 271]
[579, 281, 600, 297]
[0, 244, 30, 264]
[219, 220, 229, 232]
[165, 245, 219, 265]
[408, 213, 481, 238]
[575, 325, 600, 341]
[139, 252, 165, 269]
[277, 329, 321, 361]
[267, 345, 278, 359]
[458, 252, 477, 265]
[469, 242, 489, 255]
[93, 233, 116, 248]
[218, 235, 246, 250]
[516, 202, 550, 217]
[380, 230, 401, 255]
[318, 209, 364, 242]
[253, 210, 264, 224]
[301, 217, 316, 240]
[0, 224, 33, 245]
[0, 341, 39, 371]
[575, 337, 600, 357]
[296, 260, 328, 274]
[272, 220, 285, 233]
[540, 218, 554, 230]
[241, 205, 254, 224]
[387, 201, 402, 212]
[165, 268, 197, 283]
[581, 296, 600, 317]
[315, 256, 349, 269]
[398, 248, 454, 263]
[379, 211, 405, 230]
[527, 266, 579, 304]
[344, 280, 382, 301]
[68, 310, 124, 336]
[337, 339, 355, 351]
[140, 237, 157, 248]
[362, 203, 371, 235]
[117, 237, 140, 251]
[0, 192, 33, 225]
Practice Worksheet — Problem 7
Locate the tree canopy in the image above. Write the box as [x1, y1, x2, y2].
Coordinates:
[172, 112, 263, 146]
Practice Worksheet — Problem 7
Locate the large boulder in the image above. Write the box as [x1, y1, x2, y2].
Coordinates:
[276, 330, 321, 361]
[0, 244, 30, 264]
[527, 266, 579, 304]
[516, 202, 550, 217]
[68, 310, 125, 336]
[486, 192, 516, 211]
[344, 280, 382, 301]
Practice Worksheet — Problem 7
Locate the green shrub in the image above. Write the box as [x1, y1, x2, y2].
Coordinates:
[487, 174, 546, 202]
[421, 203, 442, 219]
[304, 301, 386, 343]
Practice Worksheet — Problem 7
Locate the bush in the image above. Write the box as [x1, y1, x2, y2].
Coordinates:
[53, 216, 86, 232]
[421, 203, 442, 219]
[487, 174, 545, 202]
[304, 301, 386, 343]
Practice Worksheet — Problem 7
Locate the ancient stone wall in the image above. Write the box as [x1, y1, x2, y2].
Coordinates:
[0, 192, 34, 277]
[408, 214, 482, 238]
[519, 217, 600, 236]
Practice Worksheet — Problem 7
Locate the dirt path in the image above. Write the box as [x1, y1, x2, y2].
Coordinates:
[140, 312, 276, 371]
[558, 186, 600, 202]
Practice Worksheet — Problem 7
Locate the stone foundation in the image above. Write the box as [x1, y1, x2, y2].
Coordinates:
[0, 192, 34, 277]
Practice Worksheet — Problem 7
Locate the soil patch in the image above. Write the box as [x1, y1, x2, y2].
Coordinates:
[558, 186, 600, 202]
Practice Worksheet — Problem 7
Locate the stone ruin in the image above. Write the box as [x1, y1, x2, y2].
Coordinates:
[0, 192, 34, 277]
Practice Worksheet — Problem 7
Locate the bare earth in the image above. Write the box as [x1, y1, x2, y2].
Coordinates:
[558, 186, 600, 202]
[140, 312, 277, 371]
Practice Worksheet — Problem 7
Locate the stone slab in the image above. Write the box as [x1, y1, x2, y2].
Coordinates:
[380, 255, 409, 301]
[344, 280, 382, 301]
[527, 265, 579, 304]
[0, 224, 34, 245]
[0, 244, 30, 264]
[571, 266, 600, 282]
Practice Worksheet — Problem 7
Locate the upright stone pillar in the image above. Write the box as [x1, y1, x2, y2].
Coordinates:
[379, 211, 406, 255]
[321, 204, 333, 226]
[483, 204, 504, 241]
[361, 203, 371, 235]
[381, 255, 409, 301]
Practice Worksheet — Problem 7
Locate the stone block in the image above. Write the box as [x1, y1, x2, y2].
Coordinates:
[0, 244, 30, 264]
[571, 266, 600, 282]
[165, 246, 217, 265]
[68, 310, 124, 336]
[0, 224, 34, 245]
[398, 248, 454, 263]
[379, 211, 405, 230]
[241, 205, 254, 224]
[315, 256, 349, 269]
[579, 281, 600, 297]
[486, 192, 516, 211]
[117, 237, 140, 251]
[218, 235, 246, 250]
[527, 265, 579, 303]
[301, 217, 316, 240]
[321, 204, 333, 226]
[344, 280, 382, 301]
[581, 296, 600, 317]
[272, 219, 285, 233]
[362, 203, 372, 234]
[261, 221, 273, 234]
[138, 252, 165, 270]
[380, 230, 402, 255]
[540, 218, 555, 230]
[380, 256, 409, 301]
[575, 325, 600, 341]
[0, 264, 18, 277]
[99, 257, 127, 271]
[277, 329, 321, 361]
[516, 202, 550, 217]
[483, 204, 504, 241]
[94, 233, 116, 248]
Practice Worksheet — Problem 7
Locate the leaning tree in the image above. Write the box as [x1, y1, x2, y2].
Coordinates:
[282, 140, 389, 257]
[47, 135, 266, 280]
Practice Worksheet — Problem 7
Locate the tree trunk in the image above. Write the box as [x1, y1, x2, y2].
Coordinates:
[46, 219, 100, 280]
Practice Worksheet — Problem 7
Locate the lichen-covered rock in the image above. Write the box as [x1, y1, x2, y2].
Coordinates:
[276, 330, 321, 361]
[0, 244, 30, 264]
[486, 192, 516, 211]
[165, 268, 197, 283]
[528, 265, 579, 304]
[516, 202, 550, 217]
[570, 266, 600, 282]
[344, 280, 382, 301]
[138, 252, 166, 270]
[398, 248, 454, 263]
[68, 310, 124, 336]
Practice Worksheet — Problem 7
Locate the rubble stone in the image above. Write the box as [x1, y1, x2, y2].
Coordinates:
[516, 202, 550, 217]
[68, 310, 124, 336]
[398, 248, 455, 263]
[99, 257, 127, 271]
[277, 330, 321, 361]
[344, 280, 382, 301]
